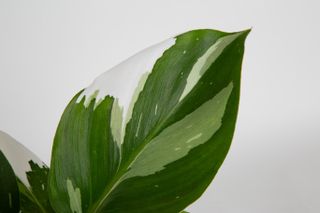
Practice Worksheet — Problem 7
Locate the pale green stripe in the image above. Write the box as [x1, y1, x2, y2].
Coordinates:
[124, 82, 233, 179]
[179, 33, 241, 101]
[67, 179, 83, 213]
[110, 98, 124, 146]
[8, 193, 12, 208]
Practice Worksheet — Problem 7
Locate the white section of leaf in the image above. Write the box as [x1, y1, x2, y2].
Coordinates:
[67, 179, 83, 213]
[179, 33, 241, 101]
[155, 104, 158, 115]
[135, 113, 143, 137]
[0, 131, 44, 187]
[78, 38, 175, 144]
[78, 38, 175, 112]
[186, 133, 202, 143]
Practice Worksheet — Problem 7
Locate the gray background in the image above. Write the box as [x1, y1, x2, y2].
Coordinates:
[0, 0, 319, 212]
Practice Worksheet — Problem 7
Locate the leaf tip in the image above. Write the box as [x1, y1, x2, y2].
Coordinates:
[237, 28, 251, 40]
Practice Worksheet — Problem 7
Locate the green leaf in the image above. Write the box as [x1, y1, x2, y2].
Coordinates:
[18, 161, 54, 213]
[0, 131, 54, 212]
[0, 151, 20, 213]
[49, 29, 250, 213]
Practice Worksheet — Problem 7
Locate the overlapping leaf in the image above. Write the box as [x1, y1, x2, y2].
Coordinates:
[49, 29, 250, 213]
[0, 150, 20, 213]
[0, 131, 54, 212]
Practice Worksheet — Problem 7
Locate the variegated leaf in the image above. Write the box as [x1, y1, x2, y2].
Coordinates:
[49, 29, 250, 213]
[0, 131, 54, 212]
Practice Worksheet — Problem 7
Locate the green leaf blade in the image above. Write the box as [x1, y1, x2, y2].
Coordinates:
[49, 94, 120, 213]
[49, 29, 250, 213]
[124, 82, 233, 180]
[0, 151, 20, 213]
[121, 30, 226, 165]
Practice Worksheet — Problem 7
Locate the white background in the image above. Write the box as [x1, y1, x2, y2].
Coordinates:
[0, 0, 319, 212]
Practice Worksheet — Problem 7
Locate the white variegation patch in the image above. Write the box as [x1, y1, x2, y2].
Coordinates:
[186, 133, 202, 143]
[123, 82, 234, 180]
[8, 192, 12, 207]
[67, 179, 82, 213]
[78, 38, 176, 144]
[135, 113, 143, 138]
[179, 33, 242, 101]
[0, 131, 44, 186]
[110, 98, 124, 146]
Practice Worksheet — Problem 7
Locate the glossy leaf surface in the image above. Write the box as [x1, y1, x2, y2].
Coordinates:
[49, 29, 250, 213]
